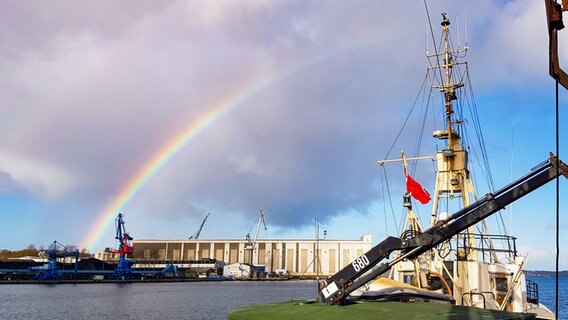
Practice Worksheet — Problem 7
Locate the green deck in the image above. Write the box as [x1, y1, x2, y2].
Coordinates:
[228, 300, 536, 320]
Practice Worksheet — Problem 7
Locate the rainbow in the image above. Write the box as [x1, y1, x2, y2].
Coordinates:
[80, 36, 381, 251]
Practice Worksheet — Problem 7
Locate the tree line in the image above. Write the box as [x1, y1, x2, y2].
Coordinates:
[0, 244, 93, 259]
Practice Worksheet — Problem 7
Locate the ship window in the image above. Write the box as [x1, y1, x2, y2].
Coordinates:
[495, 277, 508, 292]
[429, 276, 443, 291]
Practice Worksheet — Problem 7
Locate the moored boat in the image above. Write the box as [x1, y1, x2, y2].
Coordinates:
[361, 13, 556, 319]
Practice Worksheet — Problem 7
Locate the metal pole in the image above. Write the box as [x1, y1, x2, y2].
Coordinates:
[315, 218, 320, 298]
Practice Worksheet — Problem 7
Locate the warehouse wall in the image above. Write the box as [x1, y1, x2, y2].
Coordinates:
[132, 235, 372, 276]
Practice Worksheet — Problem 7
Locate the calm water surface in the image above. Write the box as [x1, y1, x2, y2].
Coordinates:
[0, 278, 565, 319]
[0, 281, 317, 320]
[527, 276, 567, 319]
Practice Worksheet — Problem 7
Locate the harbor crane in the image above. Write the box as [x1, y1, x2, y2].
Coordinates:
[245, 209, 267, 265]
[110, 213, 134, 279]
[319, 154, 567, 305]
[35, 240, 79, 280]
[189, 212, 210, 239]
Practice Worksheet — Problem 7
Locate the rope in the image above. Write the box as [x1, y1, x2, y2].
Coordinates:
[380, 166, 389, 236]
[383, 73, 429, 160]
[382, 165, 400, 233]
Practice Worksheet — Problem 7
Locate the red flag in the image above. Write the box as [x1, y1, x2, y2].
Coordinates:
[405, 174, 431, 204]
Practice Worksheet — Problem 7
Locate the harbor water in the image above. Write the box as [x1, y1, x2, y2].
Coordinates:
[528, 276, 568, 319]
[0, 278, 565, 319]
[0, 280, 317, 320]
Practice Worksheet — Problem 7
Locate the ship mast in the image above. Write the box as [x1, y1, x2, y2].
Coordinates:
[429, 14, 477, 260]
[369, 13, 552, 313]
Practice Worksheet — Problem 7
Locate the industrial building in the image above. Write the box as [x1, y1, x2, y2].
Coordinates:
[131, 235, 372, 277]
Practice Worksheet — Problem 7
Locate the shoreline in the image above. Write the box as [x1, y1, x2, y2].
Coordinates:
[0, 277, 304, 285]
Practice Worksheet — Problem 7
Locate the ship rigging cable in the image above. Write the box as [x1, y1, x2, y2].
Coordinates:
[461, 68, 509, 237]
[424, 0, 444, 89]
[555, 74, 560, 320]
[420, 2, 508, 236]
[382, 73, 429, 161]
[380, 164, 400, 233]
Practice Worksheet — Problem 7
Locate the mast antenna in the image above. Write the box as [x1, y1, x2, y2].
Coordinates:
[424, 0, 444, 85]
[457, 16, 460, 47]
[426, 22, 429, 54]
[465, 15, 468, 48]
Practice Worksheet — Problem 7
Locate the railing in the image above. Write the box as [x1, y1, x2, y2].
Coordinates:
[526, 279, 539, 304]
[462, 291, 496, 308]
[453, 233, 517, 262]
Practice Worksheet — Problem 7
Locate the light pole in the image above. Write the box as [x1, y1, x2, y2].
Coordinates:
[315, 218, 327, 301]
[315, 219, 320, 299]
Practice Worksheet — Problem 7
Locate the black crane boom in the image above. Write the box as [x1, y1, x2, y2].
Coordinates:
[320, 153, 568, 305]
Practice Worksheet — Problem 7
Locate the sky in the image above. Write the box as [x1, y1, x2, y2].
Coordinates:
[0, 0, 566, 270]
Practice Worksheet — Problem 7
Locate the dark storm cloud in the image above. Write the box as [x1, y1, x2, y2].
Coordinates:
[0, 171, 28, 197]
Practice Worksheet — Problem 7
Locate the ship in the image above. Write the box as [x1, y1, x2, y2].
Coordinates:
[229, 9, 567, 320]
[350, 13, 556, 319]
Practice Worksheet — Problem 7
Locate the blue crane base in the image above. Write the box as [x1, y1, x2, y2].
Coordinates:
[34, 260, 63, 280]
[111, 256, 134, 280]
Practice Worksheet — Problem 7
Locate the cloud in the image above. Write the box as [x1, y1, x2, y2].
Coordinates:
[0, 151, 77, 199]
[473, 0, 550, 89]
[517, 244, 568, 271]
[0, 1, 168, 59]
[0, 1, 566, 252]
[0, 171, 27, 197]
